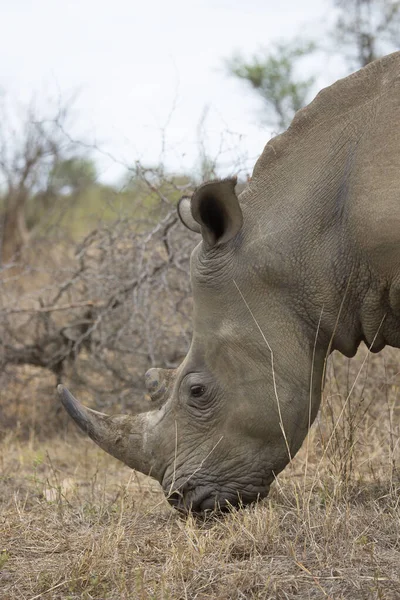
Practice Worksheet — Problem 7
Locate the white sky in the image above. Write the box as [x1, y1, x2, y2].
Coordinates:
[1, 0, 346, 182]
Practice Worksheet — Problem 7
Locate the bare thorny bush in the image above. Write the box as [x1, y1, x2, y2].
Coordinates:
[0, 168, 198, 435]
[0, 93, 88, 263]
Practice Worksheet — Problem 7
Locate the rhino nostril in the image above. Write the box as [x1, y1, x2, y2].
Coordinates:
[166, 491, 184, 509]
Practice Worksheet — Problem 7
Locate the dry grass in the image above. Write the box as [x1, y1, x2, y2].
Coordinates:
[1, 347, 400, 599]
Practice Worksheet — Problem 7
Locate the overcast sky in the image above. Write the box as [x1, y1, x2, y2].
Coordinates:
[1, 0, 346, 182]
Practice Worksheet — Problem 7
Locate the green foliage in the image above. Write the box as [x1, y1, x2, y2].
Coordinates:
[49, 171, 192, 239]
[50, 157, 98, 195]
[24, 157, 99, 235]
[226, 40, 316, 131]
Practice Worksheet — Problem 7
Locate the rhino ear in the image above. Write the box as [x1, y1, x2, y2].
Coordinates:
[190, 177, 243, 248]
[177, 196, 201, 234]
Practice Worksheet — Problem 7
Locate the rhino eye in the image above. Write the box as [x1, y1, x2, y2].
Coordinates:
[190, 384, 206, 398]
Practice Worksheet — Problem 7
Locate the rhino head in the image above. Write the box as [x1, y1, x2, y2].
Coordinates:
[59, 51, 400, 512]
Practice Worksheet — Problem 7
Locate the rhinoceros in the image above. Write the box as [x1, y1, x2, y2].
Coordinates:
[58, 51, 400, 513]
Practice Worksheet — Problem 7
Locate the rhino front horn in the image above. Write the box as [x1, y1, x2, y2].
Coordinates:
[57, 385, 160, 480]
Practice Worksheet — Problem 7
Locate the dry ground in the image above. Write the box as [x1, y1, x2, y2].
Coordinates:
[1, 347, 400, 599]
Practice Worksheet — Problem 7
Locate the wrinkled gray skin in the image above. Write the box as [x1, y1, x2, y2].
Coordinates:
[58, 52, 400, 513]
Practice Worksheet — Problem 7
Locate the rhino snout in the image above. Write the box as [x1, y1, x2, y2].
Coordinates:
[165, 480, 271, 514]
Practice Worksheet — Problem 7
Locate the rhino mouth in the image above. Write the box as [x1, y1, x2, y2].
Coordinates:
[165, 483, 269, 514]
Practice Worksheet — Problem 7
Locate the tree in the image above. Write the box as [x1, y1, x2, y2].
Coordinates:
[225, 40, 316, 131]
[0, 96, 87, 262]
[334, 0, 400, 69]
[49, 157, 97, 196]
[226, 1, 399, 130]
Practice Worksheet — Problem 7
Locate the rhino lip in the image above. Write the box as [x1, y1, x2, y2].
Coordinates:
[163, 473, 273, 514]
[165, 485, 255, 515]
